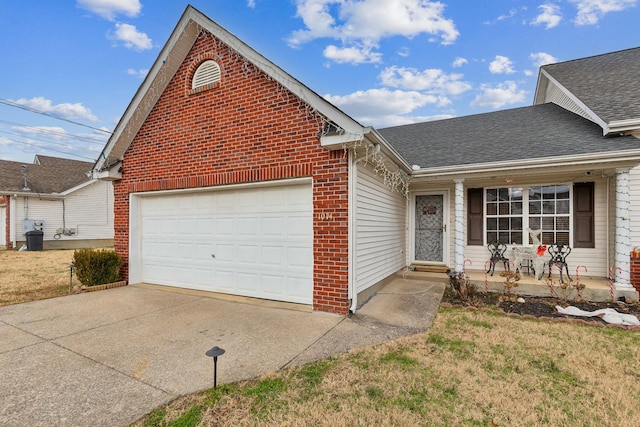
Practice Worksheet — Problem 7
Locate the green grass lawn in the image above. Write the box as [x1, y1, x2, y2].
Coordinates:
[134, 306, 640, 426]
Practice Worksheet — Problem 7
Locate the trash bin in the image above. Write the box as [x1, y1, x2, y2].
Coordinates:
[25, 230, 44, 251]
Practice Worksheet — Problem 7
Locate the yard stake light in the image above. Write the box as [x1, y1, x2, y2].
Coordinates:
[205, 346, 225, 389]
[68, 264, 74, 294]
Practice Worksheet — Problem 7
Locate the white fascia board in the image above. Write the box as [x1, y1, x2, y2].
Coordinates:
[411, 150, 640, 179]
[532, 69, 549, 105]
[607, 118, 640, 134]
[365, 127, 413, 173]
[537, 69, 608, 133]
[95, 6, 363, 172]
[59, 179, 98, 196]
[95, 9, 201, 172]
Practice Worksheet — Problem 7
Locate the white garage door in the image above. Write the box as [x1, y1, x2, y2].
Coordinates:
[138, 182, 313, 305]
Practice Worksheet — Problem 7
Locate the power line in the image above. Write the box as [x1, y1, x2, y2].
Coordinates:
[0, 119, 107, 146]
[0, 136, 96, 161]
[0, 98, 113, 135]
[0, 130, 101, 153]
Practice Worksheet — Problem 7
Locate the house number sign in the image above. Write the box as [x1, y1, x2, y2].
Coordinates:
[317, 212, 334, 220]
[422, 206, 437, 215]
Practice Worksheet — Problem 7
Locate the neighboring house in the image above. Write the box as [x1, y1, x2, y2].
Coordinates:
[0, 155, 114, 250]
[94, 6, 640, 315]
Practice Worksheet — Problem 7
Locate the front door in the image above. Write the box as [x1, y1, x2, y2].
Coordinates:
[414, 194, 446, 263]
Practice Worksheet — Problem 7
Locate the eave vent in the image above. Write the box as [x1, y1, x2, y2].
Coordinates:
[192, 60, 221, 89]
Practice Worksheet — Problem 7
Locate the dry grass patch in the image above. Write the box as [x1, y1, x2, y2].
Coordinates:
[0, 249, 81, 306]
[135, 307, 640, 427]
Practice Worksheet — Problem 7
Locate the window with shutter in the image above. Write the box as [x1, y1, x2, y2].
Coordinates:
[573, 182, 594, 248]
[467, 188, 484, 245]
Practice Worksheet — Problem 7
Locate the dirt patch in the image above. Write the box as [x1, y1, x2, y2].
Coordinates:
[442, 288, 640, 326]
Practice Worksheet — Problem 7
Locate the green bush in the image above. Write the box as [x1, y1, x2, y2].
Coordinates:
[72, 248, 123, 287]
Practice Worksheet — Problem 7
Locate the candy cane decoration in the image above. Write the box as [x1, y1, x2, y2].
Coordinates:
[484, 260, 491, 293]
[547, 264, 560, 298]
[575, 265, 587, 299]
[609, 266, 622, 301]
[463, 259, 472, 279]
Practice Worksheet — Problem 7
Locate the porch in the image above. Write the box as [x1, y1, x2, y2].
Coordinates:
[402, 268, 639, 303]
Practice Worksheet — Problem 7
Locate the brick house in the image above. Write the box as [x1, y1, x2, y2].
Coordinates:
[95, 6, 640, 314]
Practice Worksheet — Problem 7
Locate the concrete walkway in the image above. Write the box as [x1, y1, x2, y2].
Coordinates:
[0, 278, 444, 426]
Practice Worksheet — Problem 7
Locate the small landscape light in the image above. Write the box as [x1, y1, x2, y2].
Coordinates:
[205, 346, 225, 389]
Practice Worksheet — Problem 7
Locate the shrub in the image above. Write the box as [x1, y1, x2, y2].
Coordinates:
[72, 248, 123, 287]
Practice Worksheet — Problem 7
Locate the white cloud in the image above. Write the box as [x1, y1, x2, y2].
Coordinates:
[11, 97, 98, 122]
[77, 0, 142, 21]
[530, 52, 558, 67]
[470, 81, 527, 109]
[323, 44, 382, 64]
[531, 3, 562, 28]
[247, 0, 256, 7]
[569, 0, 636, 25]
[127, 68, 149, 78]
[110, 23, 152, 51]
[289, 0, 459, 64]
[397, 47, 410, 57]
[452, 57, 468, 68]
[379, 66, 471, 96]
[489, 55, 516, 74]
[325, 88, 439, 120]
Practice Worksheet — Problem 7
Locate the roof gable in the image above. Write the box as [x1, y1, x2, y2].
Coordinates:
[95, 5, 365, 173]
[379, 103, 640, 171]
[0, 155, 93, 194]
[534, 47, 640, 134]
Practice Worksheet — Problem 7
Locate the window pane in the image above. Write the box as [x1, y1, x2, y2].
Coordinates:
[557, 199, 569, 214]
[556, 216, 569, 230]
[487, 218, 497, 230]
[487, 203, 497, 215]
[499, 188, 509, 201]
[510, 188, 523, 200]
[512, 202, 522, 215]
[529, 187, 541, 201]
[543, 186, 555, 199]
[529, 217, 540, 229]
[512, 233, 522, 245]
[542, 217, 554, 229]
[487, 232, 498, 243]
[556, 185, 570, 199]
[499, 202, 510, 215]
[487, 189, 497, 202]
[512, 217, 522, 230]
[543, 200, 555, 214]
[542, 232, 555, 244]
[499, 232, 510, 243]
[498, 218, 509, 230]
[529, 201, 541, 214]
[556, 232, 570, 245]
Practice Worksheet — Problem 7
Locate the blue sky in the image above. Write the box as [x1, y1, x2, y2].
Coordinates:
[0, 0, 638, 164]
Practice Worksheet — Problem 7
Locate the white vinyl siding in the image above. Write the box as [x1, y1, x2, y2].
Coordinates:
[11, 180, 114, 243]
[629, 165, 640, 248]
[354, 163, 406, 294]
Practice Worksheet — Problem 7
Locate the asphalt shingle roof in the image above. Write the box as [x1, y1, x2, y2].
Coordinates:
[541, 47, 640, 124]
[0, 155, 93, 194]
[379, 103, 640, 169]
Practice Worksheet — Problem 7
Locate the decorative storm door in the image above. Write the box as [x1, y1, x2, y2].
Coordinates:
[415, 194, 445, 263]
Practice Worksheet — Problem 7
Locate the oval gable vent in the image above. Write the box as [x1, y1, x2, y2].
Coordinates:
[192, 60, 221, 89]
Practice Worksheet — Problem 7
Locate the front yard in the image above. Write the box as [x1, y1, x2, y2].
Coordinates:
[0, 249, 79, 306]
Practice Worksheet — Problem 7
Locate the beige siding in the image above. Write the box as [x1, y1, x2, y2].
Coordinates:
[354, 163, 406, 293]
[459, 178, 610, 277]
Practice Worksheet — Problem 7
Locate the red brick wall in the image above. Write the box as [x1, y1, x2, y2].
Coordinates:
[113, 31, 349, 314]
[631, 251, 640, 292]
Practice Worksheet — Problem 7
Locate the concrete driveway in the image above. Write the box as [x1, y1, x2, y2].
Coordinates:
[0, 278, 444, 426]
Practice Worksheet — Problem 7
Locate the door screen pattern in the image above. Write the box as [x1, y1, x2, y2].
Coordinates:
[415, 195, 443, 262]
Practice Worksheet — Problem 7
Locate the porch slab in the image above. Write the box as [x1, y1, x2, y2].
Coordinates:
[402, 268, 639, 302]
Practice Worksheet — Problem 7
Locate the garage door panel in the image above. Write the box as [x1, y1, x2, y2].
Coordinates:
[139, 182, 313, 304]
